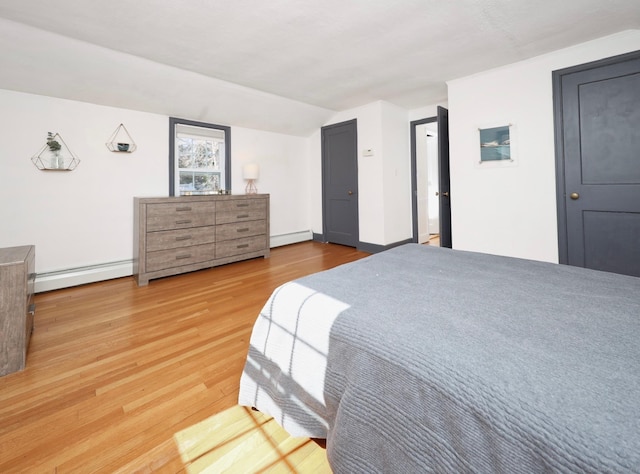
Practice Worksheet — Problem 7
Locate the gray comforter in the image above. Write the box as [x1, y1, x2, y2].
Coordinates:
[239, 244, 640, 473]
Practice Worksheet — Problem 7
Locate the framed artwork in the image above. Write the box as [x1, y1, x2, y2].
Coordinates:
[477, 123, 516, 167]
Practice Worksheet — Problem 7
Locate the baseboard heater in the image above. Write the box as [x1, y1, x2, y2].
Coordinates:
[35, 231, 313, 292]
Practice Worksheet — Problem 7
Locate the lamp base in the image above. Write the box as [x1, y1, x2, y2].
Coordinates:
[245, 180, 258, 194]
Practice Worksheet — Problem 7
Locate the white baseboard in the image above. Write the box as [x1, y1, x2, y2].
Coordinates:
[34, 231, 313, 292]
[35, 260, 134, 293]
[270, 230, 313, 248]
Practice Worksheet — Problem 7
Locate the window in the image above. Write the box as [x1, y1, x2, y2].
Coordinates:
[169, 118, 231, 195]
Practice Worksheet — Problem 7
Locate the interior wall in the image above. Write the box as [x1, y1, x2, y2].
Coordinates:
[381, 101, 412, 244]
[0, 89, 166, 274]
[0, 89, 312, 278]
[426, 132, 439, 232]
[415, 123, 429, 242]
[232, 126, 310, 238]
[447, 30, 640, 263]
[409, 103, 447, 122]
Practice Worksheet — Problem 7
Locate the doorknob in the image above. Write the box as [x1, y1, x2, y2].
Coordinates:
[436, 191, 449, 197]
[348, 190, 353, 195]
[570, 192, 580, 200]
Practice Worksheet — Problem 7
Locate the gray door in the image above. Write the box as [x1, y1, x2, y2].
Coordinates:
[322, 119, 359, 247]
[554, 50, 640, 277]
[437, 106, 452, 248]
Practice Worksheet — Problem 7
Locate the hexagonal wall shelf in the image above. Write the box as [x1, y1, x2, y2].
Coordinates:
[31, 132, 80, 171]
[106, 123, 137, 153]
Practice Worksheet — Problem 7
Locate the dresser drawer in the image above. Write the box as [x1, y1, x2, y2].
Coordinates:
[216, 235, 266, 259]
[216, 220, 266, 242]
[216, 199, 266, 225]
[147, 202, 215, 232]
[147, 226, 216, 252]
[146, 243, 215, 272]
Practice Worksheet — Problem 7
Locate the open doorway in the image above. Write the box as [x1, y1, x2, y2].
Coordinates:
[411, 107, 451, 248]
[414, 119, 440, 245]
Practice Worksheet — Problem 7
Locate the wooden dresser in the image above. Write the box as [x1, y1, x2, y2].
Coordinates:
[0, 245, 36, 377]
[134, 194, 269, 286]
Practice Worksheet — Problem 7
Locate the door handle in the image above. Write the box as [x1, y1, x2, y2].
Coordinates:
[570, 192, 579, 200]
[436, 191, 449, 197]
[348, 190, 353, 195]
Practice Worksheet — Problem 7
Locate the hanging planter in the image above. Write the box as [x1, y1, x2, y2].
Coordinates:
[106, 123, 137, 153]
[31, 132, 80, 171]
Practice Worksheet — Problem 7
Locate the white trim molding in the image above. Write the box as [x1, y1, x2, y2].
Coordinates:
[270, 230, 313, 248]
[34, 231, 313, 292]
[35, 260, 133, 293]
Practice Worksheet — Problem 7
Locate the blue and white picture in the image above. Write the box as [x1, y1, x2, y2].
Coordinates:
[479, 125, 511, 162]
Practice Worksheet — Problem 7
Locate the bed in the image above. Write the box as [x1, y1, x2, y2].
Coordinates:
[238, 244, 640, 473]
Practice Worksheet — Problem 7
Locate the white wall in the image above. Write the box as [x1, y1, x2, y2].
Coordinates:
[409, 104, 447, 122]
[0, 89, 312, 289]
[381, 101, 412, 244]
[447, 30, 640, 263]
[0, 90, 167, 274]
[231, 126, 310, 241]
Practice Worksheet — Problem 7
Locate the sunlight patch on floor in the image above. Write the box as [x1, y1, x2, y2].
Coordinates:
[173, 405, 330, 473]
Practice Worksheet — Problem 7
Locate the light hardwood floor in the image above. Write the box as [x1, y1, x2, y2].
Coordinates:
[0, 242, 368, 473]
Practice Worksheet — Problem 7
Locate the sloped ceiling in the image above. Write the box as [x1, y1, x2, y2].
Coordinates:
[0, 0, 638, 135]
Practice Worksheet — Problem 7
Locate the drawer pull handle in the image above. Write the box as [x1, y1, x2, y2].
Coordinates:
[237, 214, 249, 219]
[237, 228, 250, 233]
[236, 203, 250, 208]
[176, 206, 192, 212]
[175, 235, 192, 241]
[237, 244, 249, 249]
[176, 254, 192, 260]
[175, 219, 192, 225]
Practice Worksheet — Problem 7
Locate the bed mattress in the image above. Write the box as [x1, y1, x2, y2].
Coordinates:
[239, 244, 640, 472]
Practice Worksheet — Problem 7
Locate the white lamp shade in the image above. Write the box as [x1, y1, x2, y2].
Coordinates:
[243, 164, 259, 180]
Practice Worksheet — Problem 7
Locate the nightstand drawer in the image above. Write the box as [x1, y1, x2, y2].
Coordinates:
[216, 199, 266, 224]
[147, 202, 215, 231]
[146, 243, 215, 272]
[216, 220, 266, 242]
[216, 235, 266, 258]
[146, 226, 216, 252]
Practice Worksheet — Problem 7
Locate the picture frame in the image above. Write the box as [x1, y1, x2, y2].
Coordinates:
[476, 123, 517, 168]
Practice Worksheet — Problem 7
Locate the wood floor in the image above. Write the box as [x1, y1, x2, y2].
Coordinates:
[0, 242, 368, 473]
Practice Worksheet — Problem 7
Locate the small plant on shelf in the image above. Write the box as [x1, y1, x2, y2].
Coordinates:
[31, 131, 81, 171]
[46, 132, 61, 151]
[46, 132, 64, 169]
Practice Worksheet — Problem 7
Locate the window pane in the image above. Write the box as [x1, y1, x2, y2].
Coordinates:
[178, 138, 194, 168]
[179, 171, 194, 193]
[194, 172, 220, 192]
[193, 140, 218, 169]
